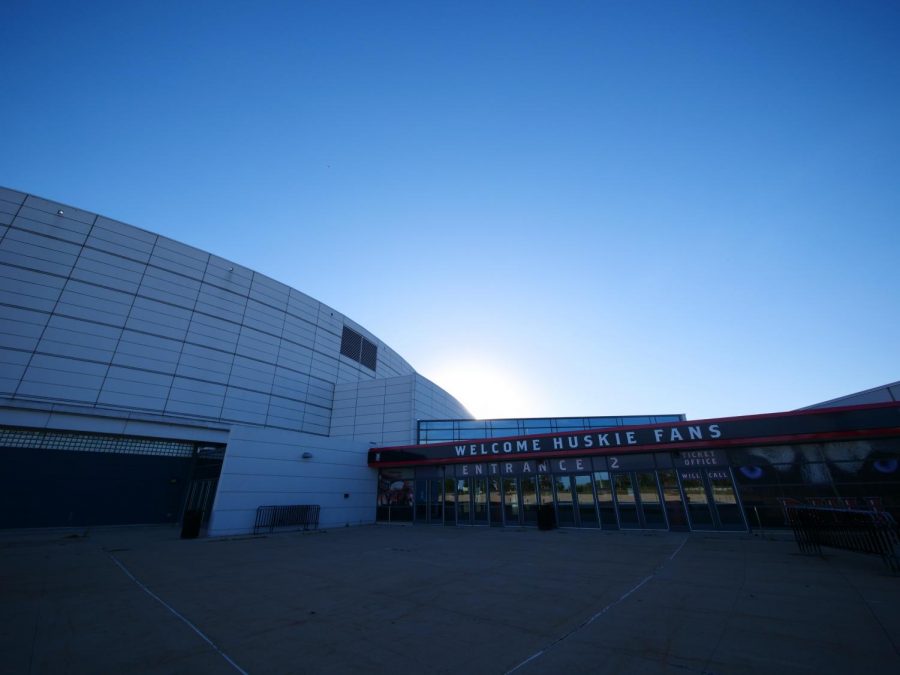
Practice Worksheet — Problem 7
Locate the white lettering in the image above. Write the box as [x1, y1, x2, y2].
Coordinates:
[505, 463, 513, 473]
[479, 443, 488, 455]
[576, 459, 585, 471]
[455, 445, 468, 457]
[614, 432, 621, 445]
[516, 440, 528, 452]
[709, 424, 721, 439]
[553, 437, 563, 450]
[688, 426, 703, 440]
[654, 429, 663, 442]
[537, 462, 549, 473]
[626, 431, 636, 445]
[670, 428, 683, 442]
[491, 443, 499, 454]
[474, 464, 484, 475]
[489, 463, 498, 474]
[461, 465, 469, 476]
[598, 434, 609, 447]
[583, 434, 594, 448]
[522, 462, 532, 473]
[469, 444, 477, 456]
[533, 439, 542, 451]
[558, 459, 567, 472]
[567, 436, 579, 449]
[503, 441, 513, 453]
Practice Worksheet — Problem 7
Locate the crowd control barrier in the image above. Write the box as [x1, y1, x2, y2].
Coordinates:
[786, 505, 899, 574]
[254, 504, 321, 535]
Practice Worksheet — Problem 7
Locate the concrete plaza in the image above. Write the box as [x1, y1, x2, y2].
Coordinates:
[2, 524, 898, 674]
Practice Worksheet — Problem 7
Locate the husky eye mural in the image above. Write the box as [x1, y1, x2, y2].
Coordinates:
[730, 439, 900, 527]
[730, 440, 900, 485]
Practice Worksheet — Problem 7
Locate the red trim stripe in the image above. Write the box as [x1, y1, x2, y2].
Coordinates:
[369, 425, 900, 469]
[373, 401, 900, 453]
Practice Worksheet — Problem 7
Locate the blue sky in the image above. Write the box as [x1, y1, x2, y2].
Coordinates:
[1, 1, 898, 420]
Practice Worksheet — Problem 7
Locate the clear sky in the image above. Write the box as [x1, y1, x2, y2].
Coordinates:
[1, 1, 898, 421]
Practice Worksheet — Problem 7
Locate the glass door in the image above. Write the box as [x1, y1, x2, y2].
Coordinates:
[636, 472, 666, 529]
[554, 475, 576, 526]
[538, 474, 554, 526]
[428, 479, 443, 524]
[708, 469, 747, 531]
[502, 477, 520, 526]
[443, 478, 457, 525]
[456, 477, 472, 525]
[679, 470, 715, 529]
[488, 476, 502, 526]
[593, 471, 618, 530]
[573, 474, 599, 527]
[613, 473, 640, 528]
[521, 476, 539, 525]
[473, 478, 489, 525]
[659, 470, 689, 531]
[414, 480, 428, 522]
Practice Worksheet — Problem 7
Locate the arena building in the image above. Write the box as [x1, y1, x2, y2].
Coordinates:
[0, 186, 472, 535]
[1, 186, 898, 535]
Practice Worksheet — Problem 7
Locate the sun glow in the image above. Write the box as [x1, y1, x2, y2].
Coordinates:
[427, 359, 538, 420]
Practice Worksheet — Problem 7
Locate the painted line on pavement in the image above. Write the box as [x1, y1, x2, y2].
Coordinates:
[505, 535, 690, 675]
[108, 553, 249, 675]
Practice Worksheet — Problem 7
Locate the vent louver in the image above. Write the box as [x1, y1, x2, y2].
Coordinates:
[340, 326, 377, 371]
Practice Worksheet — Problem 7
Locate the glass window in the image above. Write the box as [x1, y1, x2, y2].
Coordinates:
[420, 421, 454, 430]
[621, 416, 651, 425]
[421, 429, 455, 441]
[587, 417, 618, 428]
[523, 419, 552, 432]
[457, 421, 487, 439]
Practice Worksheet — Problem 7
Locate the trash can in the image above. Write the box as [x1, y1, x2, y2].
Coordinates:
[181, 510, 202, 539]
[537, 504, 556, 531]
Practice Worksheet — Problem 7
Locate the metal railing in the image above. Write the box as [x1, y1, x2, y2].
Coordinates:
[254, 504, 320, 535]
[785, 505, 899, 574]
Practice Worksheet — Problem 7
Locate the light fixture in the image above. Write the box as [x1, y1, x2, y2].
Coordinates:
[57, 210, 64, 215]
[301, 451, 313, 459]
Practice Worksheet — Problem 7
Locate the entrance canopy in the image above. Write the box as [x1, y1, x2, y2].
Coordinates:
[369, 402, 900, 468]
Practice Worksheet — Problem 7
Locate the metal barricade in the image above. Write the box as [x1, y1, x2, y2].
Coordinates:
[785, 505, 899, 574]
[254, 504, 321, 535]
